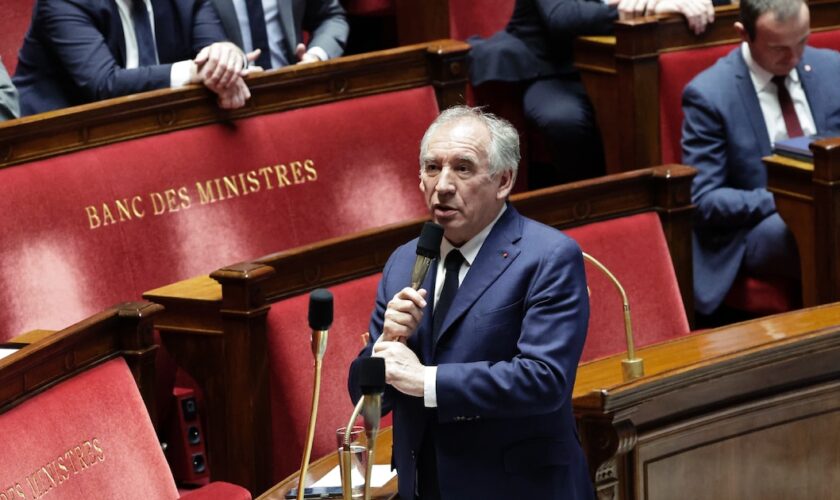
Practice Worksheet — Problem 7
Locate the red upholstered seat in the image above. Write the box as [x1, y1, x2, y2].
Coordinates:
[0, 357, 249, 499]
[809, 29, 840, 51]
[723, 275, 800, 316]
[342, 0, 392, 16]
[264, 273, 390, 480]
[0, 86, 436, 342]
[449, 0, 514, 40]
[565, 212, 689, 362]
[0, 0, 31, 74]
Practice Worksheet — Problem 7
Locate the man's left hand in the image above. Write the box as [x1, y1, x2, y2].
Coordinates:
[195, 41, 247, 90]
[295, 43, 320, 64]
[372, 341, 425, 397]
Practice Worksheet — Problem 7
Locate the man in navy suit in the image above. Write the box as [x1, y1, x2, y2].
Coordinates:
[348, 107, 593, 499]
[682, 0, 840, 316]
[209, 0, 348, 68]
[468, 0, 716, 187]
[14, 0, 253, 116]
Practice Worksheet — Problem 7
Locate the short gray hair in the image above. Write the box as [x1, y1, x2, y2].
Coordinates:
[419, 106, 520, 178]
[740, 0, 806, 40]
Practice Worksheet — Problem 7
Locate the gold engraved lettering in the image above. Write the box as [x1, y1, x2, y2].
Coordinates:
[304, 159, 317, 181]
[73, 446, 89, 469]
[163, 189, 181, 213]
[195, 180, 217, 204]
[56, 455, 70, 481]
[290, 161, 305, 184]
[82, 441, 95, 468]
[115, 199, 133, 222]
[222, 175, 240, 198]
[246, 170, 261, 193]
[237, 173, 250, 196]
[131, 195, 145, 218]
[274, 164, 292, 187]
[258, 167, 274, 190]
[92, 438, 105, 462]
[149, 192, 166, 216]
[63, 451, 77, 474]
[213, 178, 226, 201]
[41, 464, 58, 488]
[25, 473, 40, 498]
[85, 206, 101, 230]
[178, 187, 191, 210]
[101, 204, 117, 227]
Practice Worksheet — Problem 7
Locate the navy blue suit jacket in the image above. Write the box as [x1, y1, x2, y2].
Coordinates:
[468, 0, 617, 85]
[682, 46, 840, 314]
[14, 0, 228, 116]
[349, 206, 593, 499]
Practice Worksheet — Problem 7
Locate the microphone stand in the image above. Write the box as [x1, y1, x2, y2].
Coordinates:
[582, 252, 645, 381]
[297, 327, 328, 500]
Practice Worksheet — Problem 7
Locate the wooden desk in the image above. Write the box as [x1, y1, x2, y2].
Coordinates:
[764, 137, 840, 307]
[576, 302, 840, 499]
[258, 427, 398, 500]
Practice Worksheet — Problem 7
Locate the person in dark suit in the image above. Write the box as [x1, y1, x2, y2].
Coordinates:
[0, 58, 18, 121]
[468, 0, 716, 187]
[682, 0, 840, 316]
[209, 0, 347, 68]
[14, 0, 253, 116]
[348, 106, 593, 499]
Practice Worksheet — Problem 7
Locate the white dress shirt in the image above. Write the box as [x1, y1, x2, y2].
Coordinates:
[741, 42, 816, 144]
[424, 204, 508, 408]
[114, 0, 194, 87]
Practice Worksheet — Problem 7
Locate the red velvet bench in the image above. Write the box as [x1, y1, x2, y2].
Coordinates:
[144, 164, 696, 493]
[0, 302, 251, 500]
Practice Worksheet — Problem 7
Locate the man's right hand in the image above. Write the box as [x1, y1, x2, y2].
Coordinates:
[380, 287, 428, 343]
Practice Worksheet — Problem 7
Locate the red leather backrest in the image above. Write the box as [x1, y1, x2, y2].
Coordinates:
[341, 0, 392, 15]
[659, 43, 736, 164]
[0, 0, 31, 75]
[449, 0, 514, 40]
[0, 86, 437, 341]
[0, 358, 179, 499]
[565, 212, 689, 362]
[264, 273, 387, 480]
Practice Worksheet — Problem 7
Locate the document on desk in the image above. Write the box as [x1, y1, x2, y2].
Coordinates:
[0, 348, 18, 360]
[311, 464, 396, 488]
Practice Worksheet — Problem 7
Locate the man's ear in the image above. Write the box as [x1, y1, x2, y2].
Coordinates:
[495, 169, 515, 200]
[734, 21, 750, 44]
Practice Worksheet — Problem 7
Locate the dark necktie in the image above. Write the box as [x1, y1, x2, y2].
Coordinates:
[772, 75, 804, 138]
[245, 0, 272, 69]
[433, 250, 464, 340]
[131, 0, 157, 66]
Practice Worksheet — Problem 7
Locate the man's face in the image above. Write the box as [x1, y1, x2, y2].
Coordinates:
[740, 3, 810, 76]
[419, 118, 513, 247]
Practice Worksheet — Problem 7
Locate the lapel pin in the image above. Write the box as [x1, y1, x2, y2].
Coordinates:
[804, 64, 812, 72]
[501, 251, 509, 258]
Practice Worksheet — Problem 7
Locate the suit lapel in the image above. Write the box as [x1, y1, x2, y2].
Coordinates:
[433, 207, 523, 350]
[277, 0, 297, 62]
[734, 50, 772, 155]
[798, 50, 825, 133]
[212, 0, 244, 48]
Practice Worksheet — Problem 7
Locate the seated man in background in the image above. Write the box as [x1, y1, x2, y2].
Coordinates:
[349, 106, 593, 499]
[14, 0, 254, 116]
[210, 0, 348, 68]
[682, 0, 840, 317]
[0, 58, 18, 120]
[469, 0, 720, 188]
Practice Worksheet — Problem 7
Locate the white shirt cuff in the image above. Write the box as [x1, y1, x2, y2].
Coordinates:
[170, 60, 194, 88]
[424, 366, 438, 408]
[307, 46, 329, 62]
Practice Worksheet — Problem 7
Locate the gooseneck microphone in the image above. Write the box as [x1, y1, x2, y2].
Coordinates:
[297, 289, 333, 500]
[341, 357, 385, 500]
[411, 222, 444, 289]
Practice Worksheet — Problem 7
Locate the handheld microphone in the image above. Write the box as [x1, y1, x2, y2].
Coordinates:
[411, 222, 444, 289]
[297, 289, 333, 500]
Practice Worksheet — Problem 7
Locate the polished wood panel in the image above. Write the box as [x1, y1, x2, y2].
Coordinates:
[575, 301, 840, 499]
[765, 137, 840, 307]
[144, 164, 695, 494]
[574, 0, 840, 173]
[0, 39, 469, 169]
[0, 302, 162, 421]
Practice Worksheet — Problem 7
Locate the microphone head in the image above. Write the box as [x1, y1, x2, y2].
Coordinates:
[308, 289, 333, 330]
[358, 357, 386, 395]
[416, 222, 444, 259]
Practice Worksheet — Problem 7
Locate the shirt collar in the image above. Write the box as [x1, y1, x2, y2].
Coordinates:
[440, 204, 507, 267]
[741, 41, 800, 92]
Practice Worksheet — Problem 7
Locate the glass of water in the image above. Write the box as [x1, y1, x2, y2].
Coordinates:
[336, 426, 367, 498]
